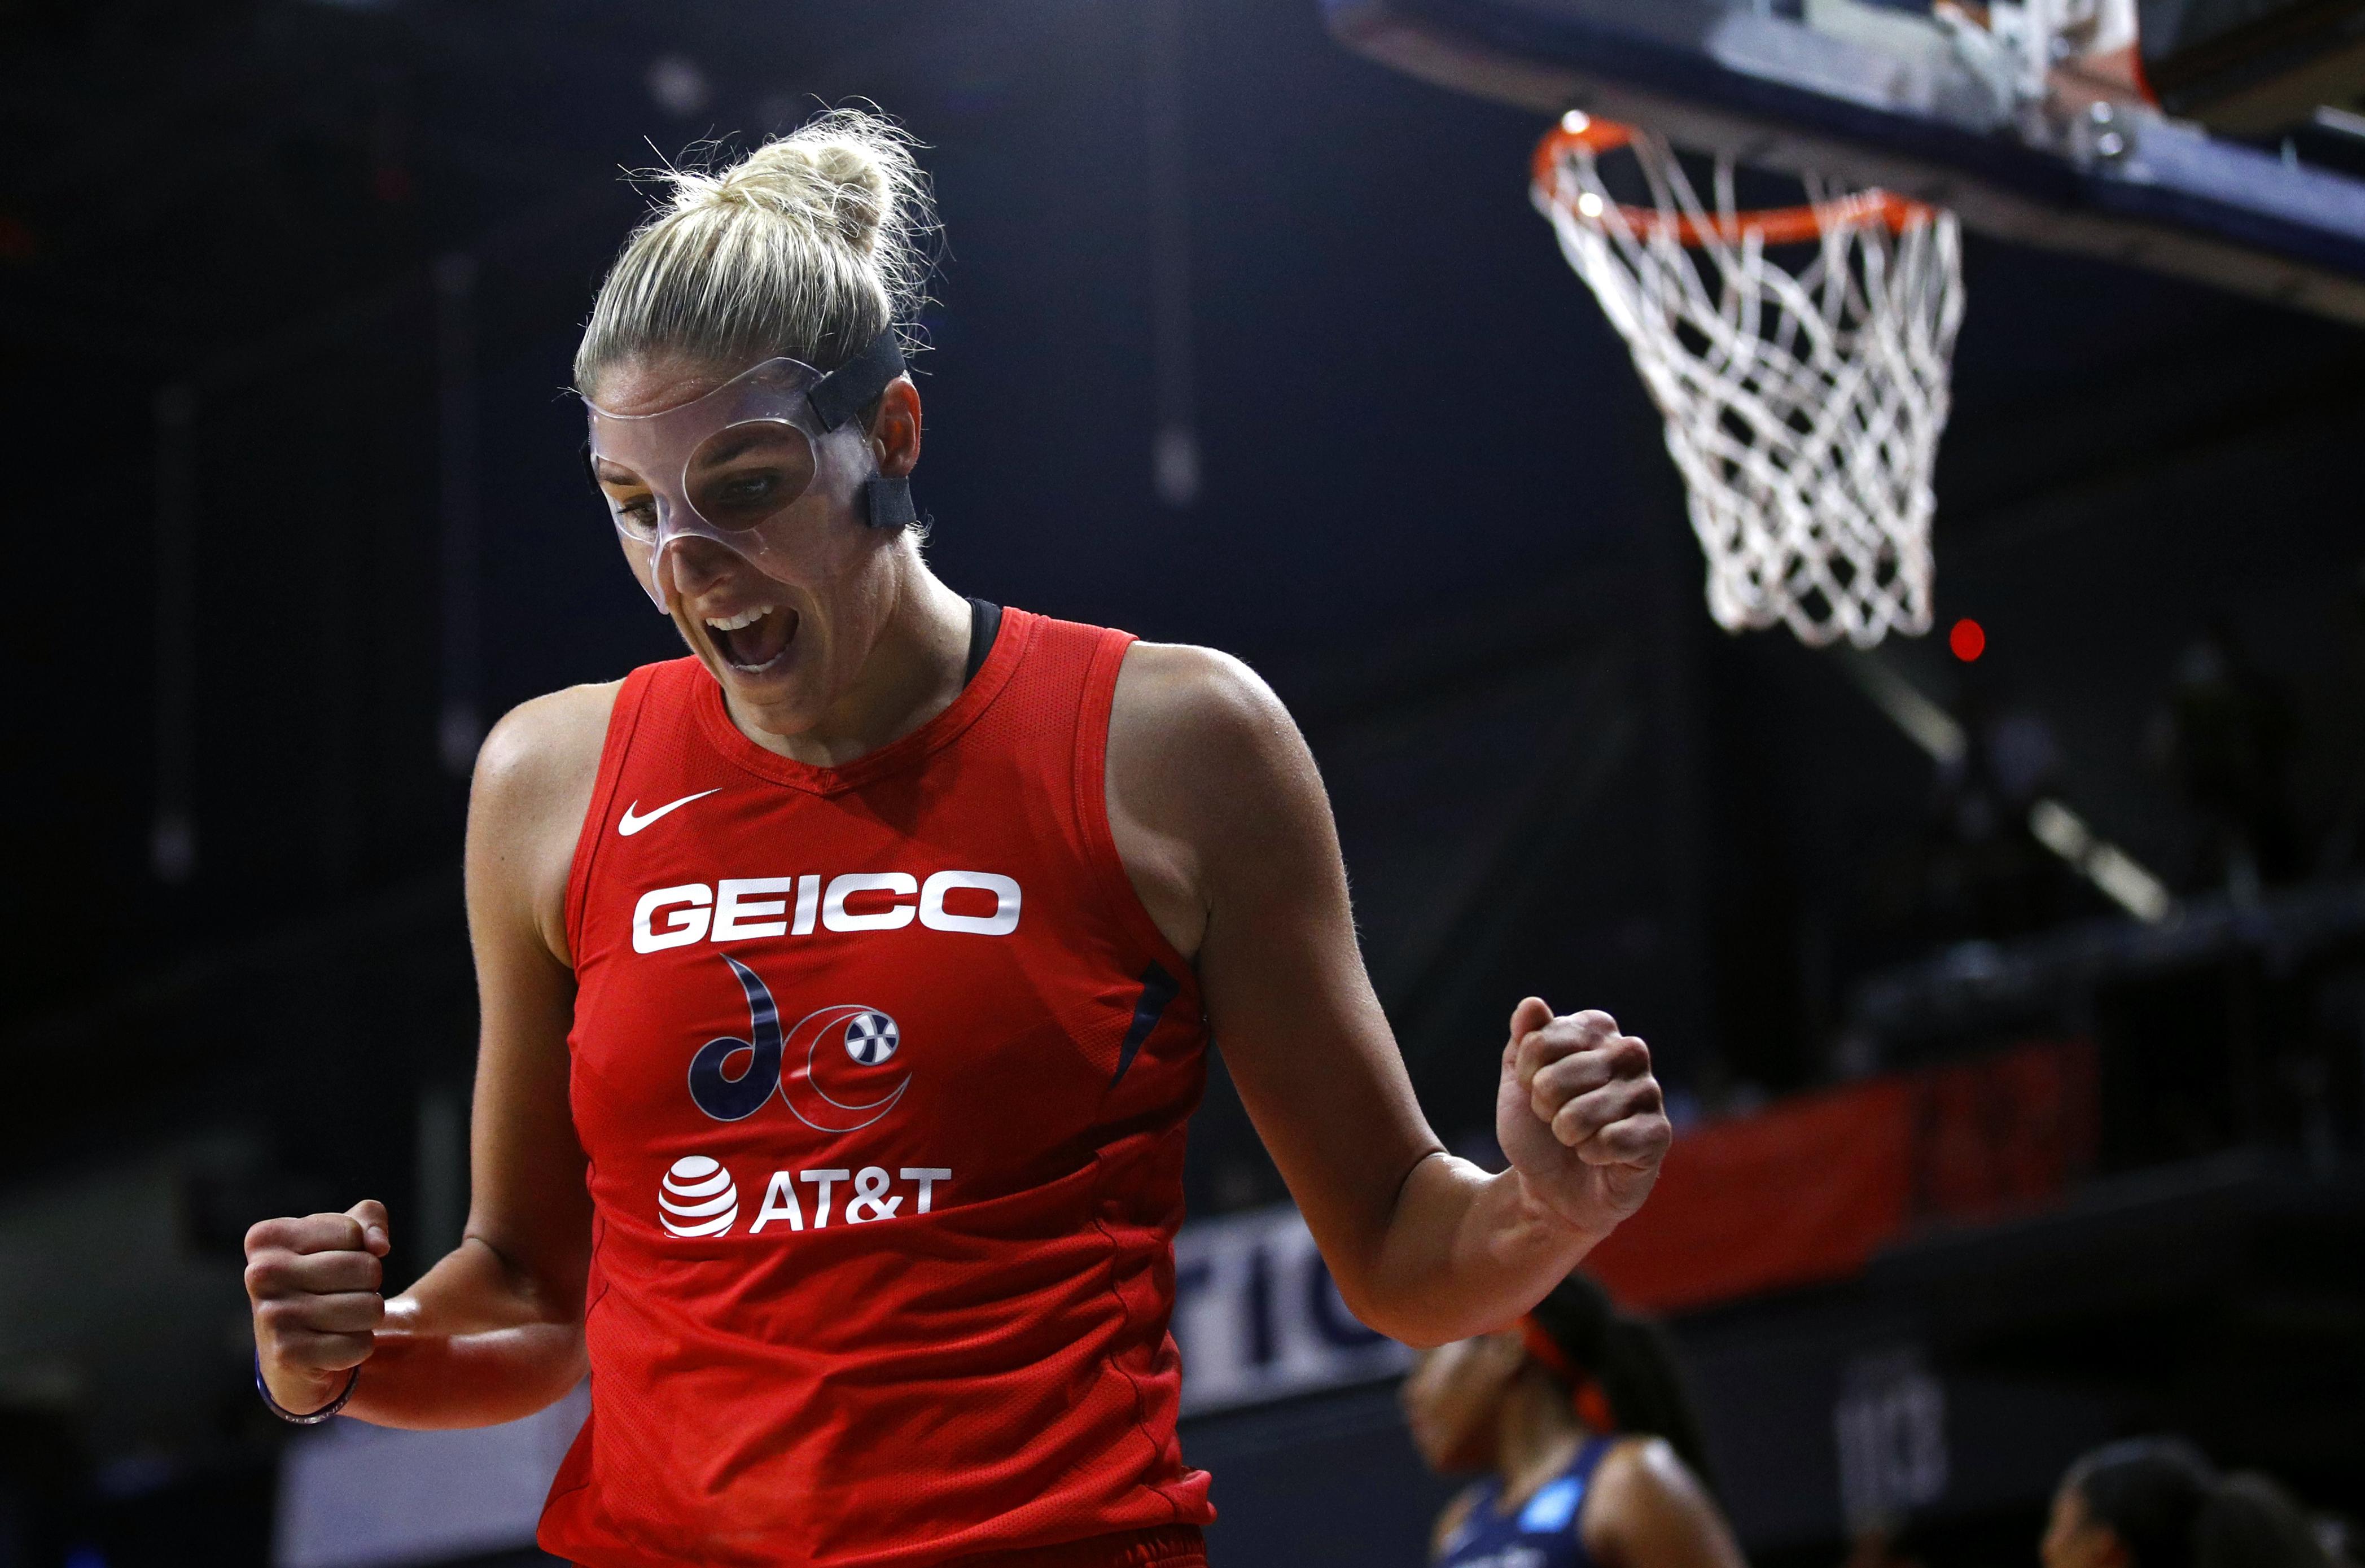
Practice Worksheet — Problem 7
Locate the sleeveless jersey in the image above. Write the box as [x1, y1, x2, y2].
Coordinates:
[1436, 1437, 1614, 1568]
[540, 609, 1215, 1567]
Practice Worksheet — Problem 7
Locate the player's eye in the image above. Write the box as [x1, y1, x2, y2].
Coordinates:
[611, 495, 658, 536]
[689, 425, 815, 529]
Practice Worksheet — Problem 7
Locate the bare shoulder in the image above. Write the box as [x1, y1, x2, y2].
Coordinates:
[1109, 641, 1313, 807]
[472, 681, 623, 823]
[1583, 1436, 1744, 1568]
[1591, 1435, 1698, 1500]
[1105, 643, 1328, 958]
[1113, 641, 1292, 746]
[467, 681, 624, 961]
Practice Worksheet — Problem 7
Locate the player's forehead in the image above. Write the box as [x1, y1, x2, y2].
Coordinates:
[587, 357, 811, 488]
[586, 352, 760, 418]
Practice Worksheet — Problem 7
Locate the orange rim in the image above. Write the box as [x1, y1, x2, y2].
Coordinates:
[1531, 117, 1935, 247]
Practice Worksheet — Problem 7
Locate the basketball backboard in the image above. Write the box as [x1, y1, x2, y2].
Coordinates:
[1324, 0, 2365, 323]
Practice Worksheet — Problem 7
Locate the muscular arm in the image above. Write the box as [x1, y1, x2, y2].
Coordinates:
[1107, 646, 1669, 1349]
[248, 683, 615, 1428]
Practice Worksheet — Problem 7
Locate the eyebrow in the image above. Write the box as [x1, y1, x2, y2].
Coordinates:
[691, 431, 778, 467]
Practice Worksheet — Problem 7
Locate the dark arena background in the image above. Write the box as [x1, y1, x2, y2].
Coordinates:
[4, 1, 2364, 1565]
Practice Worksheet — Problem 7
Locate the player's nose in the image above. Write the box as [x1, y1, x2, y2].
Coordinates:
[665, 537, 752, 603]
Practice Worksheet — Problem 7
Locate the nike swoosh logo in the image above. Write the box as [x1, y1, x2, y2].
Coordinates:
[618, 789, 720, 836]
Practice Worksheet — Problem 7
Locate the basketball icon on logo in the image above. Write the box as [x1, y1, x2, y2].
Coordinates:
[659, 1155, 739, 1238]
[843, 1010, 899, 1066]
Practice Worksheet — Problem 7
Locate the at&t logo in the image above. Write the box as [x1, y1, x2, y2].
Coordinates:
[659, 1156, 739, 1238]
[654, 1158, 951, 1239]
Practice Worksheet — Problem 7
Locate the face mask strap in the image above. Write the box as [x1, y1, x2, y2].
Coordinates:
[809, 329, 923, 532]
[866, 475, 919, 530]
[805, 327, 907, 430]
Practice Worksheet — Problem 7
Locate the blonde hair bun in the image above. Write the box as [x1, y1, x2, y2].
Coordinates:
[576, 107, 936, 395]
[710, 134, 893, 255]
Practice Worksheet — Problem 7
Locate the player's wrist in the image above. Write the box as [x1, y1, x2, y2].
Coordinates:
[256, 1354, 360, 1424]
[1502, 1164, 1614, 1256]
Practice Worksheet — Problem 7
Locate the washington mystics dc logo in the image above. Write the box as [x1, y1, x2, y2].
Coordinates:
[688, 956, 910, 1132]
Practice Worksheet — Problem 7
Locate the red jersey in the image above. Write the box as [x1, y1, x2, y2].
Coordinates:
[540, 610, 1215, 1567]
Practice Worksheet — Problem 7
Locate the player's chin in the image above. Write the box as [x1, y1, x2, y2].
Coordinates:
[724, 673, 831, 739]
[1401, 1411, 1461, 1473]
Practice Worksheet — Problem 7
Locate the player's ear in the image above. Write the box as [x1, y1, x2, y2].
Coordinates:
[869, 378, 921, 478]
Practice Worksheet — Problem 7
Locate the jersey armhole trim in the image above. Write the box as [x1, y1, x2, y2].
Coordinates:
[1072, 632, 1200, 988]
[562, 665, 660, 967]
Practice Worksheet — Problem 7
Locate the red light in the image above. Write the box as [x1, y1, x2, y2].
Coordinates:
[1949, 618, 1986, 662]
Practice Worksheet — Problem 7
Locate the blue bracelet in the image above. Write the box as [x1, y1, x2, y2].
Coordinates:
[255, 1354, 360, 1425]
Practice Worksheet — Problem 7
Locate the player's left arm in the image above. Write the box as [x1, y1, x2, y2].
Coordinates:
[1580, 1439, 1749, 1568]
[1106, 643, 1670, 1348]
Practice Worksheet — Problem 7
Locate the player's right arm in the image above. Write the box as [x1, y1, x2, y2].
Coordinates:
[244, 682, 619, 1429]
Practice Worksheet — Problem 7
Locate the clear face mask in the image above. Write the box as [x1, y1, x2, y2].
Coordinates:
[582, 328, 918, 615]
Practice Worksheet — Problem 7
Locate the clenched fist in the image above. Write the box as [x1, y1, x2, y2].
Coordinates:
[246, 1199, 391, 1414]
[1495, 999, 1672, 1239]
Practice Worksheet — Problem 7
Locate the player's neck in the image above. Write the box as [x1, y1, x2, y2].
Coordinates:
[1495, 1369, 1589, 1509]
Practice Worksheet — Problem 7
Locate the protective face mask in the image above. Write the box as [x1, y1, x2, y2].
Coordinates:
[583, 329, 918, 614]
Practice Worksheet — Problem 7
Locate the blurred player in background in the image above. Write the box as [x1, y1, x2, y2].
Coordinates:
[1404, 1272, 1745, 1568]
[2044, 1438, 2338, 1568]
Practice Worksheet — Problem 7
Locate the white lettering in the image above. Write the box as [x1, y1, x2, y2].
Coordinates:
[712, 877, 796, 942]
[823, 873, 917, 932]
[712, 1165, 952, 1237]
[630, 875, 1023, 952]
[900, 1167, 951, 1215]
[845, 1167, 902, 1223]
[749, 1171, 805, 1233]
[801, 1168, 851, 1227]
[918, 871, 1022, 936]
[633, 884, 712, 952]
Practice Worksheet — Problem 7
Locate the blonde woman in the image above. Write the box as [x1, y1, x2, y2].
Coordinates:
[240, 110, 1672, 1568]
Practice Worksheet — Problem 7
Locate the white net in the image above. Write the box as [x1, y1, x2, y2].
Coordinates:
[1532, 124, 1965, 647]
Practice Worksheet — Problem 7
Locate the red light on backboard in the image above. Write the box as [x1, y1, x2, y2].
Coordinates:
[1949, 619, 1986, 662]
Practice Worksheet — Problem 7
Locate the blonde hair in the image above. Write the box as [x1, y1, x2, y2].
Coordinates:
[575, 108, 935, 397]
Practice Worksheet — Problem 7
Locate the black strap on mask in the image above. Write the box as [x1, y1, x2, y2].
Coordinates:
[805, 327, 905, 429]
[806, 326, 919, 531]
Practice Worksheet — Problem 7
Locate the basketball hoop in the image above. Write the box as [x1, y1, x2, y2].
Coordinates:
[1532, 115, 1965, 648]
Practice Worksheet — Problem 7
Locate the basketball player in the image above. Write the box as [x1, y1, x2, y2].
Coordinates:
[2044, 1440, 2334, 1568]
[242, 110, 1672, 1567]
[1405, 1273, 1744, 1568]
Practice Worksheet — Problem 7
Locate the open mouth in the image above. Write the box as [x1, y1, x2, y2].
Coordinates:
[703, 604, 798, 672]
